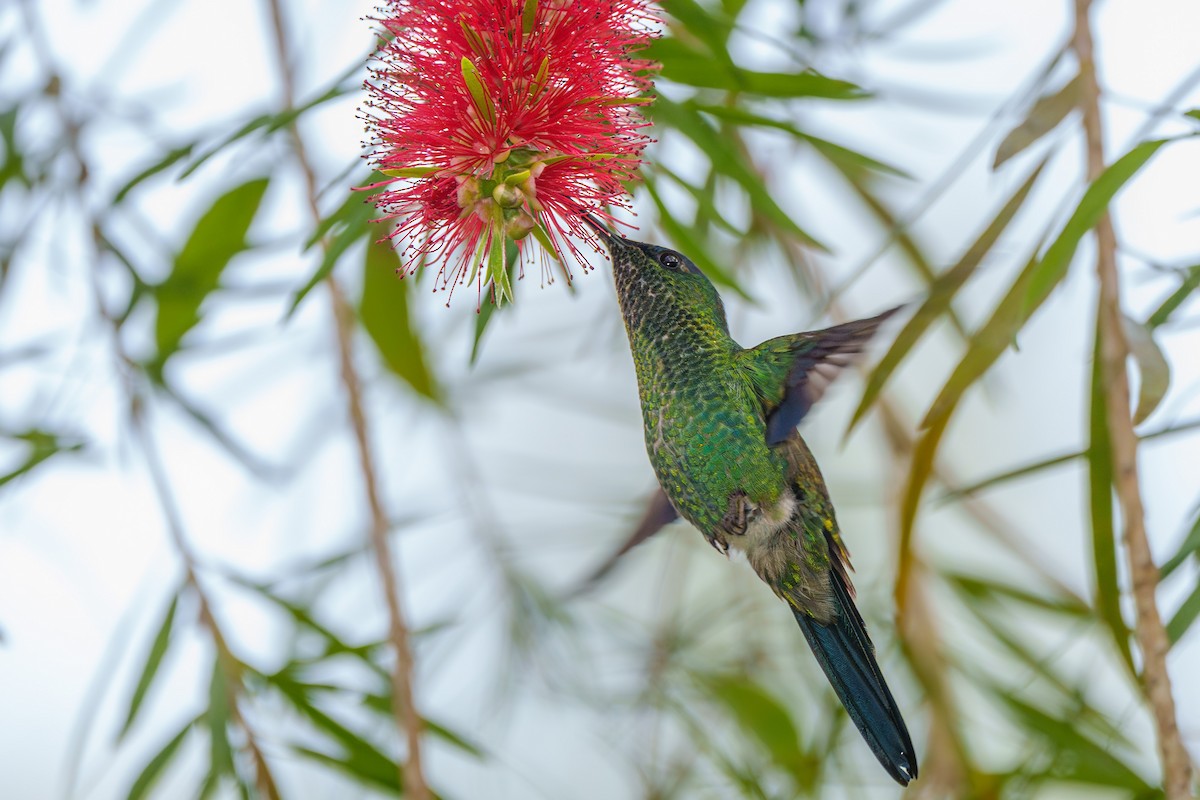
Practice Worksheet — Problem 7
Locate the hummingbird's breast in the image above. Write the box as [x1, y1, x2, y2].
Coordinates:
[629, 322, 789, 536]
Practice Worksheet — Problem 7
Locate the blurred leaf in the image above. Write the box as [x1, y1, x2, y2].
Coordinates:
[119, 590, 181, 739]
[0, 428, 85, 491]
[945, 572, 1091, 618]
[361, 237, 441, 403]
[1147, 265, 1200, 328]
[288, 190, 375, 316]
[361, 692, 487, 758]
[698, 673, 806, 781]
[944, 415, 1200, 501]
[1088, 318, 1136, 675]
[152, 177, 270, 370]
[206, 659, 234, 786]
[647, 39, 866, 99]
[905, 140, 1171, 539]
[1121, 314, 1170, 426]
[690, 104, 910, 177]
[997, 693, 1154, 791]
[644, 176, 751, 299]
[1167, 582, 1200, 644]
[113, 144, 197, 204]
[126, 717, 196, 800]
[268, 671, 402, 791]
[651, 99, 827, 250]
[849, 158, 1046, 433]
[660, 0, 736, 53]
[0, 105, 29, 190]
[1019, 138, 1169, 322]
[1160, 511, 1200, 580]
[181, 72, 359, 180]
[1185, 109, 1200, 122]
[799, 132, 912, 180]
[993, 75, 1080, 169]
[292, 746, 401, 793]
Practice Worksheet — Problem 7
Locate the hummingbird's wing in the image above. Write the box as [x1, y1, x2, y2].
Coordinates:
[741, 307, 902, 445]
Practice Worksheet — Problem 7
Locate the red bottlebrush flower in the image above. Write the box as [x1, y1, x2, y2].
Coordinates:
[362, 0, 656, 305]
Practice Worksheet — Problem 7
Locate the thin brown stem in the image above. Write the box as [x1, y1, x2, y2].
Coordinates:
[260, 1, 429, 795]
[132, 407, 281, 800]
[1072, 1, 1193, 796]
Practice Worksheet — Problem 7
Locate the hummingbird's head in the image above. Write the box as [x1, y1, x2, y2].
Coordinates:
[583, 215, 705, 277]
[583, 214, 728, 334]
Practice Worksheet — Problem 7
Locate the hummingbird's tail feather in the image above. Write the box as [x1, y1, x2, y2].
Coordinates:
[792, 572, 918, 786]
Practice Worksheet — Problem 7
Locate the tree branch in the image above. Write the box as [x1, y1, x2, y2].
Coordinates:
[1071, 2, 1193, 796]
[260, 1, 429, 796]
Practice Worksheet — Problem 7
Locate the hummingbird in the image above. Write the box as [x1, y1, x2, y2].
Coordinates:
[584, 218, 917, 786]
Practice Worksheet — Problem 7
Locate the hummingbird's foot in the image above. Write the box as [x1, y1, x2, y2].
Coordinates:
[718, 490, 761, 540]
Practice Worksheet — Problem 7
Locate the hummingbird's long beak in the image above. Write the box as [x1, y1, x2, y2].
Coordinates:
[582, 213, 621, 247]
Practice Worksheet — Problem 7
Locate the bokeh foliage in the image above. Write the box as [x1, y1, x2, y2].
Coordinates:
[1, 0, 1198, 798]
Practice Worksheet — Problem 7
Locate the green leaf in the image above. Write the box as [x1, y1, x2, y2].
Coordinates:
[996, 693, 1153, 791]
[152, 178, 270, 369]
[993, 75, 1081, 169]
[179, 71, 358, 180]
[944, 573, 1091, 618]
[650, 99, 827, 250]
[289, 188, 375, 316]
[849, 159, 1046, 433]
[0, 428, 85, 491]
[1185, 109, 1200, 122]
[268, 671, 402, 790]
[943, 416, 1200, 502]
[1019, 138, 1170, 322]
[1088, 316, 1135, 675]
[361, 693, 487, 759]
[912, 138, 1170, 461]
[119, 590, 181, 738]
[1167, 581, 1200, 644]
[460, 57, 496, 124]
[126, 717, 196, 800]
[1121, 314, 1170, 426]
[113, 144, 197, 204]
[470, 238, 519, 365]
[292, 746, 401, 793]
[206, 659, 234, 782]
[361, 237, 441, 403]
[699, 673, 805, 779]
[643, 175, 751, 300]
[646, 40, 866, 99]
[1161, 511, 1200, 580]
[1147, 265, 1200, 329]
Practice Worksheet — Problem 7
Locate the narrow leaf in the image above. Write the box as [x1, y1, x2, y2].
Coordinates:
[153, 178, 270, 368]
[1147, 264, 1200, 328]
[849, 159, 1046, 433]
[126, 717, 196, 800]
[292, 746, 401, 793]
[1121, 314, 1170, 425]
[699, 673, 804, 779]
[120, 590, 181, 738]
[1161, 512, 1200, 580]
[1019, 138, 1170, 322]
[460, 57, 496, 124]
[1167, 582, 1200, 644]
[113, 144, 197, 204]
[1088, 316, 1135, 674]
[993, 75, 1081, 169]
[206, 659, 234, 781]
[361, 237, 441, 403]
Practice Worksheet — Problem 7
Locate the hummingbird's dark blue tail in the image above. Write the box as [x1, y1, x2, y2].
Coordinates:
[792, 572, 918, 786]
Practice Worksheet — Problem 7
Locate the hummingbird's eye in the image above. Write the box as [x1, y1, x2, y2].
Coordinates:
[659, 252, 682, 270]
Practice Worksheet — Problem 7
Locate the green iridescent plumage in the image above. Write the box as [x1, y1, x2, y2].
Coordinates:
[588, 219, 917, 785]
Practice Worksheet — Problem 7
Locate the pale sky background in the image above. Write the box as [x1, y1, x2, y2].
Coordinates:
[1, 0, 1198, 798]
